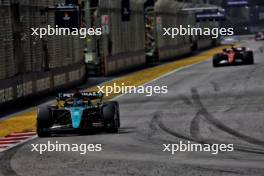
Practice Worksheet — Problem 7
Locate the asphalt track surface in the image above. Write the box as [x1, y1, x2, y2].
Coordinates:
[1, 40, 264, 176]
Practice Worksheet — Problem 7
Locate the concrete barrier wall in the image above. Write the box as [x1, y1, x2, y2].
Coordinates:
[196, 21, 219, 50]
[0, 0, 220, 105]
[154, 0, 193, 61]
[153, 0, 219, 61]
[0, 0, 85, 105]
[197, 38, 213, 50]
[0, 62, 85, 105]
[98, 0, 146, 75]
[105, 50, 145, 75]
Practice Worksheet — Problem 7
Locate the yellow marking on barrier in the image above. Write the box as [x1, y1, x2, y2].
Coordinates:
[0, 46, 227, 137]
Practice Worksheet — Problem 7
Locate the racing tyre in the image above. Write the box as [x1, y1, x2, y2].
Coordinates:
[213, 54, 221, 67]
[102, 101, 120, 133]
[37, 106, 52, 137]
[245, 51, 254, 65]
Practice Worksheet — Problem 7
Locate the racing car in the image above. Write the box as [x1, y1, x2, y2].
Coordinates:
[213, 47, 254, 67]
[36, 91, 120, 137]
[255, 31, 264, 41]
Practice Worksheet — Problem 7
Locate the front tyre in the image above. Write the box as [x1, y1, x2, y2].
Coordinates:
[36, 106, 52, 137]
[213, 54, 221, 67]
[245, 51, 254, 65]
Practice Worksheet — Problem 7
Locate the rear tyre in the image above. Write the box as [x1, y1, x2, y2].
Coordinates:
[102, 101, 120, 133]
[37, 106, 52, 137]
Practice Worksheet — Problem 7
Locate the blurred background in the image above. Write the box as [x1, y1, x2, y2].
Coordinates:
[207, 0, 264, 34]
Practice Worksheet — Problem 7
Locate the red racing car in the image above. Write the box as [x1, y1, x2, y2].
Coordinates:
[213, 47, 254, 67]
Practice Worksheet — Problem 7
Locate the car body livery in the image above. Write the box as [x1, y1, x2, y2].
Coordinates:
[213, 47, 254, 67]
[36, 92, 120, 137]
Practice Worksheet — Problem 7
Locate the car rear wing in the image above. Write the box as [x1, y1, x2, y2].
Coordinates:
[57, 92, 104, 101]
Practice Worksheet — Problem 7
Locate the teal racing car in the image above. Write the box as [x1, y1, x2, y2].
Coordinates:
[36, 91, 120, 137]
